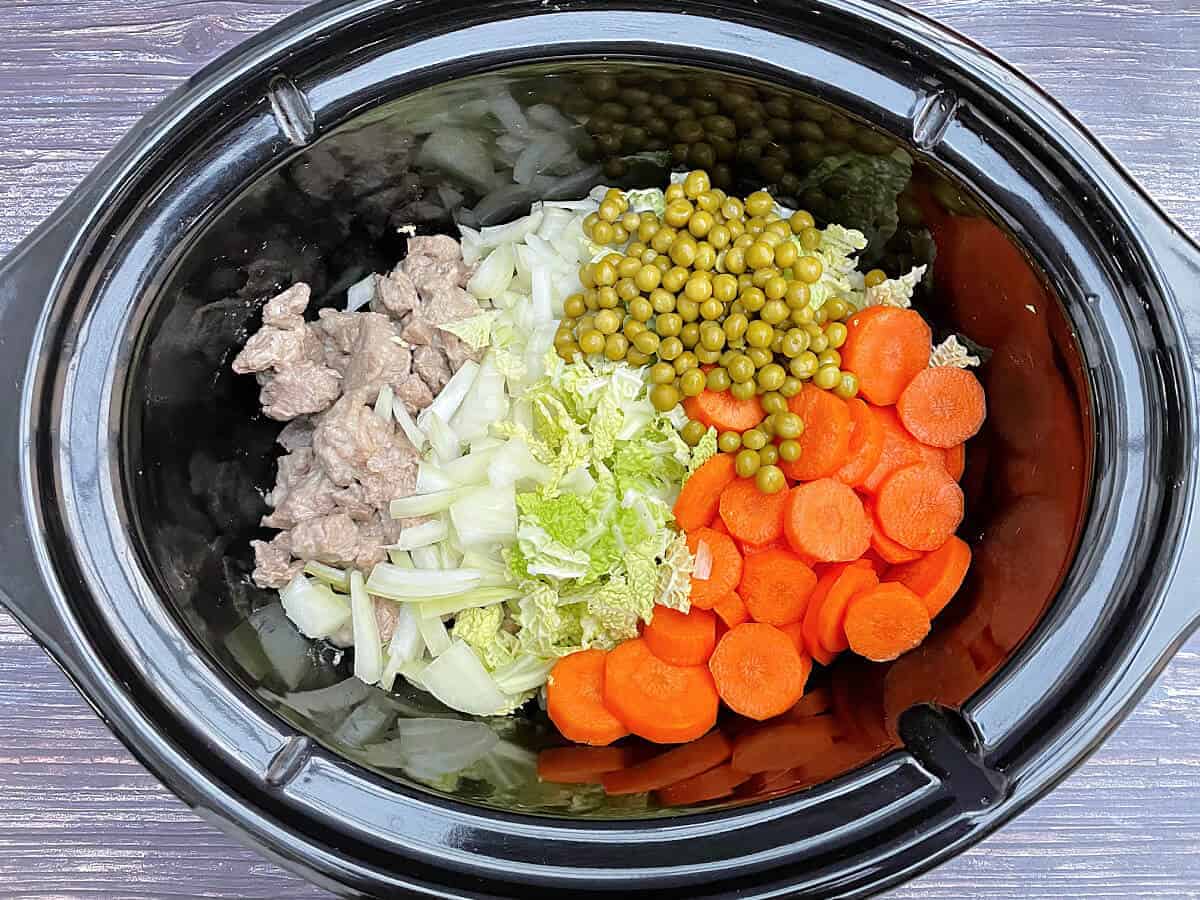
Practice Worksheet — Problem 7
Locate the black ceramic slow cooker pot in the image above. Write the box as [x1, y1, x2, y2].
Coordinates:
[1, 0, 1198, 896]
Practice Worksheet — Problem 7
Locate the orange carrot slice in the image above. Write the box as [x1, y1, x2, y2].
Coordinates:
[643, 607, 718, 667]
[537, 746, 636, 784]
[863, 498, 925, 564]
[603, 639, 719, 744]
[840, 307, 932, 405]
[887, 535, 972, 618]
[673, 453, 737, 533]
[713, 591, 750, 629]
[709, 623, 812, 720]
[546, 649, 629, 746]
[780, 385, 852, 482]
[816, 563, 880, 654]
[684, 389, 765, 433]
[897, 367, 987, 448]
[784, 478, 872, 562]
[875, 463, 964, 551]
[861, 406, 949, 493]
[944, 443, 966, 481]
[719, 476, 788, 545]
[835, 397, 886, 487]
[844, 583, 931, 661]
[738, 547, 818, 626]
[687, 527, 744, 609]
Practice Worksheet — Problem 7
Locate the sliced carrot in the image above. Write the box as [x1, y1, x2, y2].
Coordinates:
[546, 649, 629, 746]
[816, 563, 880, 654]
[834, 397, 886, 487]
[731, 718, 839, 773]
[683, 389, 765, 433]
[719, 476, 788, 545]
[708, 515, 731, 535]
[887, 535, 972, 618]
[738, 537, 787, 557]
[709, 623, 811, 720]
[784, 478, 872, 562]
[738, 547, 818, 626]
[780, 385, 852, 482]
[603, 638, 719, 744]
[840, 307, 932, 405]
[537, 746, 636, 784]
[601, 729, 731, 795]
[643, 607, 718, 667]
[687, 527, 744, 609]
[861, 406, 949, 493]
[713, 591, 750, 628]
[779, 621, 807, 656]
[875, 463, 964, 551]
[843, 583, 931, 661]
[788, 686, 833, 718]
[944, 443, 966, 481]
[859, 548, 891, 575]
[656, 762, 751, 806]
[673, 453, 737, 533]
[801, 568, 842, 666]
[897, 367, 987, 448]
[864, 499, 925, 565]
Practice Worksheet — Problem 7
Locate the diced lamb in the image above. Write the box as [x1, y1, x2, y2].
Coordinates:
[406, 234, 462, 261]
[370, 270, 419, 318]
[261, 449, 337, 529]
[252, 533, 302, 589]
[262, 283, 311, 330]
[400, 317, 437, 346]
[394, 375, 434, 413]
[311, 394, 419, 508]
[290, 513, 362, 566]
[402, 253, 472, 296]
[231, 323, 323, 375]
[413, 345, 452, 393]
[276, 418, 314, 451]
[424, 284, 479, 327]
[259, 361, 342, 421]
[434, 330, 481, 370]
[341, 313, 412, 400]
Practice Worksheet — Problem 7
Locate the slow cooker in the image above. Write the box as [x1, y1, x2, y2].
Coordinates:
[1, 0, 1198, 896]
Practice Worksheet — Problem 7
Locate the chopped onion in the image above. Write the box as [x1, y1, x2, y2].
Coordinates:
[366, 563, 484, 599]
[418, 616, 452, 656]
[389, 487, 467, 519]
[374, 384, 394, 423]
[280, 574, 351, 639]
[488, 90, 530, 135]
[387, 548, 414, 568]
[492, 656, 555, 694]
[391, 518, 448, 551]
[380, 603, 425, 690]
[440, 445, 499, 486]
[347, 274, 377, 312]
[419, 360, 480, 434]
[487, 438, 552, 489]
[466, 244, 515, 300]
[424, 411, 462, 465]
[419, 587, 522, 619]
[470, 207, 544, 250]
[390, 395, 428, 451]
[526, 102, 578, 134]
[350, 571, 383, 685]
[410, 545, 442, 570]
[420, 640, 512, 715]
[450, 352, 508, 442]
[449, 485, 518, 547]
[302, 561, 350, 593]
[417, 126, 495, 193]
[416, 461, 455, 494]
[694, 539, 713, 581]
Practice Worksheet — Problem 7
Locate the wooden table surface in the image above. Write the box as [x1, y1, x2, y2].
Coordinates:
[2, 1, 1199, 897]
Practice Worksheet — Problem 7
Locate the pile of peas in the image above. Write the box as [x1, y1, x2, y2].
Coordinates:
[553, 170, 885, 496]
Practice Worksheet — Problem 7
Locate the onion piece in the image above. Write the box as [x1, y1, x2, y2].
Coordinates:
[420, 640, 512, 715]
[347, 274, 377, 312]
[350, 571, 383, 685]
[694, 539, 713, 581]
[280, 575, 351, 639]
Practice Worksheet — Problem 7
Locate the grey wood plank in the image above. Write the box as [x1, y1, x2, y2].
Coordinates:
[1, 1, 1198, 897]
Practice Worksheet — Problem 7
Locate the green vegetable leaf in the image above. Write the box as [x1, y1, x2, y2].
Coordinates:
[685, 427, 719, 479]
[451, 605, 519, 671]
[654, 532, 694, 614]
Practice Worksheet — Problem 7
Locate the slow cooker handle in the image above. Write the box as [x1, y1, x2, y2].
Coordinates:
[0, 206, 85, 658]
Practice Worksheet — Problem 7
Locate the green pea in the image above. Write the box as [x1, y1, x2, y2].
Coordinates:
[781, 328, 809, 357]
[657, 312, 683, 337]
[677, 297, 700, 322]
[650, 383, 680, 411]
[796, 256, 824, 284]
[629, 297, 654, 322]
[761, 391, 788, 415]
[740, 287, 766, 312]
[834, 372, 860, 400]
[680, 368, 707, 397]
[757, 363, 787, 392]
[719, 349, 739, 368]
[700, 324, 726, 351]
[761, 299, 790, 325]
[730, 379, 758, 401]
[791, 305, 815, 325]
[674, 351, 699, 373]
[707, 367, 731, 391]
[758, 414, 775, 437]
[718, 431, 743, 453]
[681, 419, 707, 446]
[778, 439, 801, 462]
[650, 362, 675, 384]
[724, 313, 749, 342]
[755, 464, 786, 494]
[813, 365, 841, 390]
[825, 321, 848, 348]
[695, 346, 721, 365]
[747, 347, 773, 369]
[728, 354, 755, 383]
[774, 412, 804, 440]
[759, 445, 780, 467]
[659, 336, 683, 360]
[735, 449, 761, 478]
[790, 351, 819, 379]
[780, 376, 803, 398]
[580, 329, 605, 355]
[824, 298, 851, 321]
[680, 322, 701, 348]
[742, 429, 768, 451]
[745, 320, 774, 348]
[651, 289, 676, 313]
[699, 298, 723, 321]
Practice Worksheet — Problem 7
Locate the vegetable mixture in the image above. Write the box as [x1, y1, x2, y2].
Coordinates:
[236, 168, 986, 764]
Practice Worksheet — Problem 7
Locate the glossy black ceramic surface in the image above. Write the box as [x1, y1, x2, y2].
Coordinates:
[0, 0, 1198, 897]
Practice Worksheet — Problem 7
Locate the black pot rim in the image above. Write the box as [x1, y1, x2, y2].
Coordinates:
[1, 1, 1199, 897]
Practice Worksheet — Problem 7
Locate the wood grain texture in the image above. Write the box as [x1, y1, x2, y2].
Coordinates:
[1, 0, 1198, 897]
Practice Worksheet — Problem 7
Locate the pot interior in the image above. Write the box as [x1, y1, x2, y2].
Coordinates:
[125, 60, 1090, 816]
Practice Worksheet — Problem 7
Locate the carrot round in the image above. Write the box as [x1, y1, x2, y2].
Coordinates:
[801, 568, 841, 666]
[730, 718, 839, 773]
[738, 548, 818, 626]
[656, 762, 751, 806]
[779, 621, 808, 657]
[719, 476, 788, 545]
[687, 527, 744, 609]
[780, 385, 852, 482]
[708, 623, 812, 720]
[844, 583, 931, 661]
[684, 389, 765, 433]
[816, 562, 880, 654]
[835, 397, 885, 487]
[709, 515, 731, 535]
[897, 367, 987, 448]
[739, 537, 787, 557]
[601, 729, 731, 795]
[643, 607, 718, 667]
[840, 307, 932, 405]
[887, 535, 972, 618]
[537, 746, 635, 784]
[546, 649, 629, 746]
[876, 463, 965, 551]
[603, 638, 719, 744]
[864, 499, 925, 565]
[859, 548, 891, 575]
[784, 478, 872, 562]
[713, 591, 750, 629]
[944, 443, 966, 481]
[673, 453, 737, 533]
[861, 406, 949, 493]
